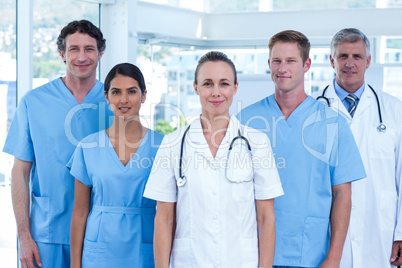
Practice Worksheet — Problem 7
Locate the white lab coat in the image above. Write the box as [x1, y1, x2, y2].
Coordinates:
[144, 115, 284, 268]
[312, 82, 402, 268]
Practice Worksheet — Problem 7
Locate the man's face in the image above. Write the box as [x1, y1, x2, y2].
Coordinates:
[330, 40, 371, 93]
[268, 42, 311, 94]
[59, 32, 103, 81]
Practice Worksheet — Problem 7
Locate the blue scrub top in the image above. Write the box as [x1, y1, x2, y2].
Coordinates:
[238, 95, 366, 267]
[68, 129, 163, 267]
[2, 78, 113, 244]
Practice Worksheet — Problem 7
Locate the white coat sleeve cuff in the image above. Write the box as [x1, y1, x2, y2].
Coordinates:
[254, 184, 284, 200]
[143, 187, 177, 203]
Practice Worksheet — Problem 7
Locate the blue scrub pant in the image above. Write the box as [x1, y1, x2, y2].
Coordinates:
[33, 242, 70, 268]
[273, 265, 318, 268]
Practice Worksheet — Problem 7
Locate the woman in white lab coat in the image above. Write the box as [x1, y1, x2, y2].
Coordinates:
[144, 51, 284, 268]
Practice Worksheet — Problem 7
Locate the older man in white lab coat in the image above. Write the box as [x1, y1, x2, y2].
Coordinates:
[313, 28, 402, 267]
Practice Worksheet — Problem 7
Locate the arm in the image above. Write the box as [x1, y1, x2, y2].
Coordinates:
[11, 158, 42, 268]
[154, 201, 176, 268]
[70, 179, 91, 268]
[320, 182, 351, 268]
[256, 199, 275, 268]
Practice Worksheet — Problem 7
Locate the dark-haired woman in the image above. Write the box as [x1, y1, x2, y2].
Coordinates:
[69, 63, 163, 267]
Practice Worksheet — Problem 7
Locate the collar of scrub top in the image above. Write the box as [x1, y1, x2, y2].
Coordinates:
[334, 79, 365, 112]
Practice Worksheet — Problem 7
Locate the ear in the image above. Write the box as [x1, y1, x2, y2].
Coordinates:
[59, 50, 66, 62]
[303, 58, 311, 73]
[98, 51, 103, 60]
[193, 82, 200, 95]
[233, 82, 239, 96]
[330, 55, 335, 69]
[268, 58, 271, 68]
[141, 90, 147, 104]
[366, 54, 371, 69]
[104, 91, 110, 104]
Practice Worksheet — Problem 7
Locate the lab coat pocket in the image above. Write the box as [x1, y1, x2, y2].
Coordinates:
[171, 238, 191, 267]
[369, 129, 395, 159]
[241, 238, 258, 267]
[139, 243, 155, 268]
[82, 239, 108, 268]
[30, 195, 50, 240]
[232, 181, 253, 201]
[380, 190, 397, 231]
[301, 217, 330, 265]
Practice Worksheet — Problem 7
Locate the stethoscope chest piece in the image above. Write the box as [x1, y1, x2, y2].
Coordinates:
[177, 176, 186, 187]
[377, 123, 387, 133]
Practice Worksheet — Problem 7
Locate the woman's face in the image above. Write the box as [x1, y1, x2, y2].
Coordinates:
[105, 74, 146, 120]
[194, 61, 238, 118]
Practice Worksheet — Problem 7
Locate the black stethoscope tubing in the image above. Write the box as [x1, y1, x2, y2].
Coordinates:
[317, 84, 386, 132]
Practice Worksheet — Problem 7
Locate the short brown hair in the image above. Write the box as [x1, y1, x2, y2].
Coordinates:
[268, 30, 310, 63]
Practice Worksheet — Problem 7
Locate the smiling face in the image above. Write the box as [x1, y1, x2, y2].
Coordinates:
[330, 40, 371, 93]
[268, 42, 311, 94]
[105, 74, 146, 121]
[194, 61, 238, 119]
[59, 32, 103, 82]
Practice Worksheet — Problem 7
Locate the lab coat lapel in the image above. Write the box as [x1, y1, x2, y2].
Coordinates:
[187, 116, 238, 161]
[187, 117, 214, 161]
[214, 115, 238, 159]
[352, 83, 372, 120]
[325, 84, 352, 123]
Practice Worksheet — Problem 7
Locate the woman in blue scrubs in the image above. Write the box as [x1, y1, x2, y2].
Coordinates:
[69, 63, 163, 267]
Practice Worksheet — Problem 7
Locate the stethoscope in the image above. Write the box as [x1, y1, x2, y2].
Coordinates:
[176, 125, 254, 187]
[317, 84, 386, 133]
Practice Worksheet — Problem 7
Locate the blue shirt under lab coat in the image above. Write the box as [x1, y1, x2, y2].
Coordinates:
[237, 95, 366, 267]
[2, 78, 112, 244]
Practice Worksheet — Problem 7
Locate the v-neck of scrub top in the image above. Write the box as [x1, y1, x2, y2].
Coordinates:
[57, 77, 104, 107]
[270, 94, 316, 136]
[104, 129, 149, 172]
[188, 115, 238, 161]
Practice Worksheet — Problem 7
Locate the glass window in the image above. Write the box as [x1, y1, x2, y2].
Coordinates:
[139, 0, 205, 12]
[141, 0, 402, 12]
[384, 67, 402, 100]
[0, 0, 16, 267]
[33, 0, 99, 87]
[381, 37, 402, 64]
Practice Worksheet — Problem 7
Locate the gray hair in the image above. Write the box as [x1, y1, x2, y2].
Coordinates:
[331, 28, 370, 57]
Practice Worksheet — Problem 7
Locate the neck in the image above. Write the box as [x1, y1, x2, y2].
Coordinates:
[200, 112, 231, 134]
[62, 74, 97, 104]
[274, 88, 307, 120]
[107, 115, 144, 141]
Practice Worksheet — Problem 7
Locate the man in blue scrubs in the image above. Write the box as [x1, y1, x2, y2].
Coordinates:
[238, 30, 366, 267]
[3, 20, 112, 268]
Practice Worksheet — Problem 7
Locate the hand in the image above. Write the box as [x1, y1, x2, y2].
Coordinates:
[19, 236, 42, 268]
[390, 240, 402, 266]
[319, 257, 340, 268]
